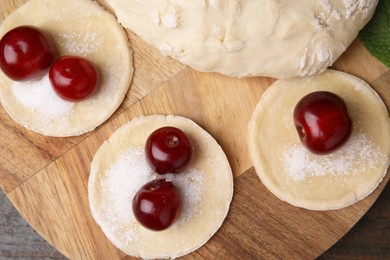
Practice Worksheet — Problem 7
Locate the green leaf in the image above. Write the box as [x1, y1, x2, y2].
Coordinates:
[360, 0, 390, 68]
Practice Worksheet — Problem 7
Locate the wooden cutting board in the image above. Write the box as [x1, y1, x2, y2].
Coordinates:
[1, 1, 389, 259]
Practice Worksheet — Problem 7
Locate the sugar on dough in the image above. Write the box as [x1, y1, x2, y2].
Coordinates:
[248, 70, 390, 210]
[105, 0, 378, 78]
[88, 115, 233, 259]
[0, 0, 133, 136]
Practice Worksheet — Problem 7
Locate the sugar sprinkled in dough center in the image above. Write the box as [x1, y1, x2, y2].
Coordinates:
[283, 133, 384, 181]
[165, 170, 203, 227]
[100, 148, 154, 225]
[98, 147, 204, 241]
[56, 31, 103, 57]
[12, 74, 74, 119]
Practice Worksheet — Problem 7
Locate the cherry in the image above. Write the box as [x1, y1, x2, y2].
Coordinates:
[293, 91, 353, 155]
[0, 26, 55, 81]
[145, 126, 194, 174]
[49, 56, 99, 101]
[132, 179, 181, 231]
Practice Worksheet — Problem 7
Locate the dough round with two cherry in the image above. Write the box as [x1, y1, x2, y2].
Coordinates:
[0, 0, 133, 136]
[248, 70, 390, 210]
[88, 115, 233, 259]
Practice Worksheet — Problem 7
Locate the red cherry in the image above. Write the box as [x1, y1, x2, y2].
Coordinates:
[0, 26, 55, 81]
[132, 179, 181, 231]
[49, 56, 99, 101]
[145, 126, 194, 174]
[293, 91, 353, 155]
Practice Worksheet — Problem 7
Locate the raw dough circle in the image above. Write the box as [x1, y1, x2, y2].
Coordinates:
[105, 0, 377, 78]
[248, 70, 390, 210]
[88, 115, 233, 259]
[0, 0, 133, 136]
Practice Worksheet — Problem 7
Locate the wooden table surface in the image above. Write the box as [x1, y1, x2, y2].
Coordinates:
[1, 0, 389, 259]
[1, 177, 390, 259]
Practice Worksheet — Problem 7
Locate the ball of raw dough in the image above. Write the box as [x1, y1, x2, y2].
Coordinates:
[106, 0, 378, 78]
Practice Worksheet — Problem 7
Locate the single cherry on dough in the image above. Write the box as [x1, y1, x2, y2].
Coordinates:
[0, 25, 55, 81]
[49, 55, 99, 101]
[145, 126, 194, 174]
[293, 91, 353, 155]
[132, 179, 182, 231]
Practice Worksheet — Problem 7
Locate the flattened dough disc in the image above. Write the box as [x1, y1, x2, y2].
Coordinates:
[0, 0, 133, 136]
[89, 115, 233, 259]
[248, 70, 390, 210]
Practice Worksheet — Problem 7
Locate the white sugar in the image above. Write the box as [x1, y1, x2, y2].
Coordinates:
[12, 74, 74, 119]
[165, 169, 203, 227]
[56, 31, 102, 57]
[99, 147, 204, 233]
[283, 133, 384, 181]
[100, 148, 155, 224]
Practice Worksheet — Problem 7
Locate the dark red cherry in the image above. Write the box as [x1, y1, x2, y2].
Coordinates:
[132, 179, 181, 231]
[0, 26, 55, 81]
[145, 126, 194, 174]
[49, 56, 99, 101]
[293, 91, 353, 155]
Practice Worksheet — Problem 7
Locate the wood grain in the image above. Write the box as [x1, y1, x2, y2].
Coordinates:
[320, 172, 390, 260]
[0, 0, 389, 259]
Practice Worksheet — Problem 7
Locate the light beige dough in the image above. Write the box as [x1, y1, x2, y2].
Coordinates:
[0, 0, 133, 136]
[248, 70, 390, 210]
[105, 0, 377, 78]
[88, 115, 233, 259]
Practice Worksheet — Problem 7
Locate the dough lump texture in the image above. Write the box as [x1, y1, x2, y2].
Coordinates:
[0, 0, 133, 136]
[248, 70, 390, 210]
[89, 115, 233, 259]
[106, 0, 378, 78]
